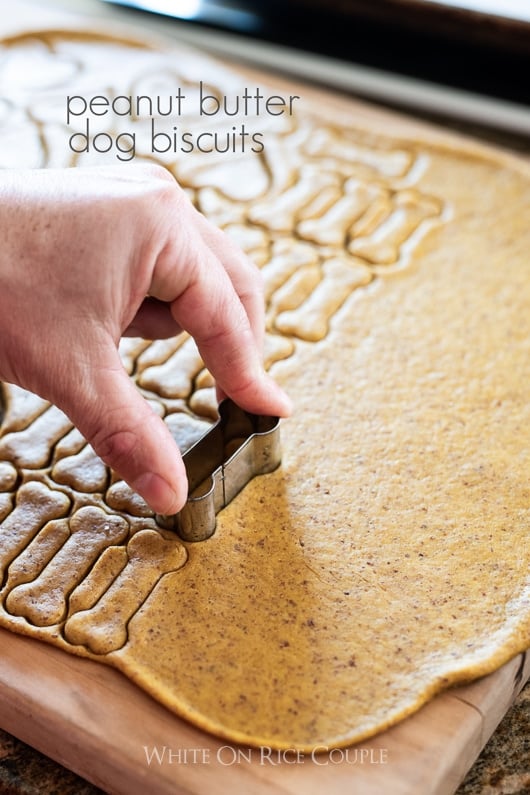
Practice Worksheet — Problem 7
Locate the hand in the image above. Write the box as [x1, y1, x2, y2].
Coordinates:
[0, 165, 291, 514]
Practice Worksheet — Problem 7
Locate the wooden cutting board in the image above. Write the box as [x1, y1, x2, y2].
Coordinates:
[0, 3, 528, 794]
[0, 626, 527, 795]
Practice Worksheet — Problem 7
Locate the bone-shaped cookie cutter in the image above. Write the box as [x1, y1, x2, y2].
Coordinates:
[156, 399, 281, 542]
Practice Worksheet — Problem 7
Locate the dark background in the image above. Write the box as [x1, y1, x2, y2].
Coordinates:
[102, 0, 530, 107]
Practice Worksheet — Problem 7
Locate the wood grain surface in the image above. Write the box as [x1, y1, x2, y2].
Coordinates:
[0, 628, 528, 795]
[0, 630, 530, 795]
[0, 4, 529, 794]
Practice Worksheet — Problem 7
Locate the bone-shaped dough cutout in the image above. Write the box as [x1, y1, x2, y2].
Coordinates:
[297, 180, 382, 246]
[118, 337, 151, 375]
[304, 128, 412, 178]
[64, 529, 187, 654]
[53, 427, 86, 462]
[0, 383, 49, 435]
[0, 482, 70, 587]
[264, 333, 295, 369]
[267, 264, 322, 331]
[3, 518, 70, 593]
[0, 461, 17, 523]
[138, 337, 204, 398]
[0, 404, 73, 468]
[51, 443, 108, 493]
[0, 462, 17, 492]
[0, 494, 13, 523]
[5, 506, 128, 626]
[349, 190, 442, 265]
[197, 186, 246, 227]
[135, 335, 186, 374]
[261, 241, 319, 304]
[67, 545, 128, 616]
[275, 258, 373, 341]
[249, 169, 340, 232]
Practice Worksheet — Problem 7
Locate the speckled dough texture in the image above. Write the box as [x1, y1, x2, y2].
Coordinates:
[0, 28, 529, 751]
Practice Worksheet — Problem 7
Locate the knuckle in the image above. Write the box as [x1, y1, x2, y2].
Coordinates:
[149, 163, 176, 183]
[135, 162, 176, 185]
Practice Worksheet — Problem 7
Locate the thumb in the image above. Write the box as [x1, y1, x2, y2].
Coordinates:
[60, 348, 188, 516]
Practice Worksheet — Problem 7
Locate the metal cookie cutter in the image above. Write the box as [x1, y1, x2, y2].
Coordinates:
[156, 399, 281, 542]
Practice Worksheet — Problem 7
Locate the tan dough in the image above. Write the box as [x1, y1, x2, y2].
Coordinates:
[0, 28, 529, 751]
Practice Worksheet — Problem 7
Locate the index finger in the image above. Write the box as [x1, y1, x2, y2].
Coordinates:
[150, 206, 291, 418]
[192, 208, 266, 354]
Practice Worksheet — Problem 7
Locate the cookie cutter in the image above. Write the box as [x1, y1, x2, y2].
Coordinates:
[156, 399, 281, 542]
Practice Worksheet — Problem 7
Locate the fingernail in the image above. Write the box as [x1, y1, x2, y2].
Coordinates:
[131, 472, 186, 515]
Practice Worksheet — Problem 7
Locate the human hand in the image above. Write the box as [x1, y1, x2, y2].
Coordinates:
[0, 165, 291, 514]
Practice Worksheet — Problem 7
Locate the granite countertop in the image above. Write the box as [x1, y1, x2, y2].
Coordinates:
[457, 679, 530, 794]
[0, 678, 528, 794]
